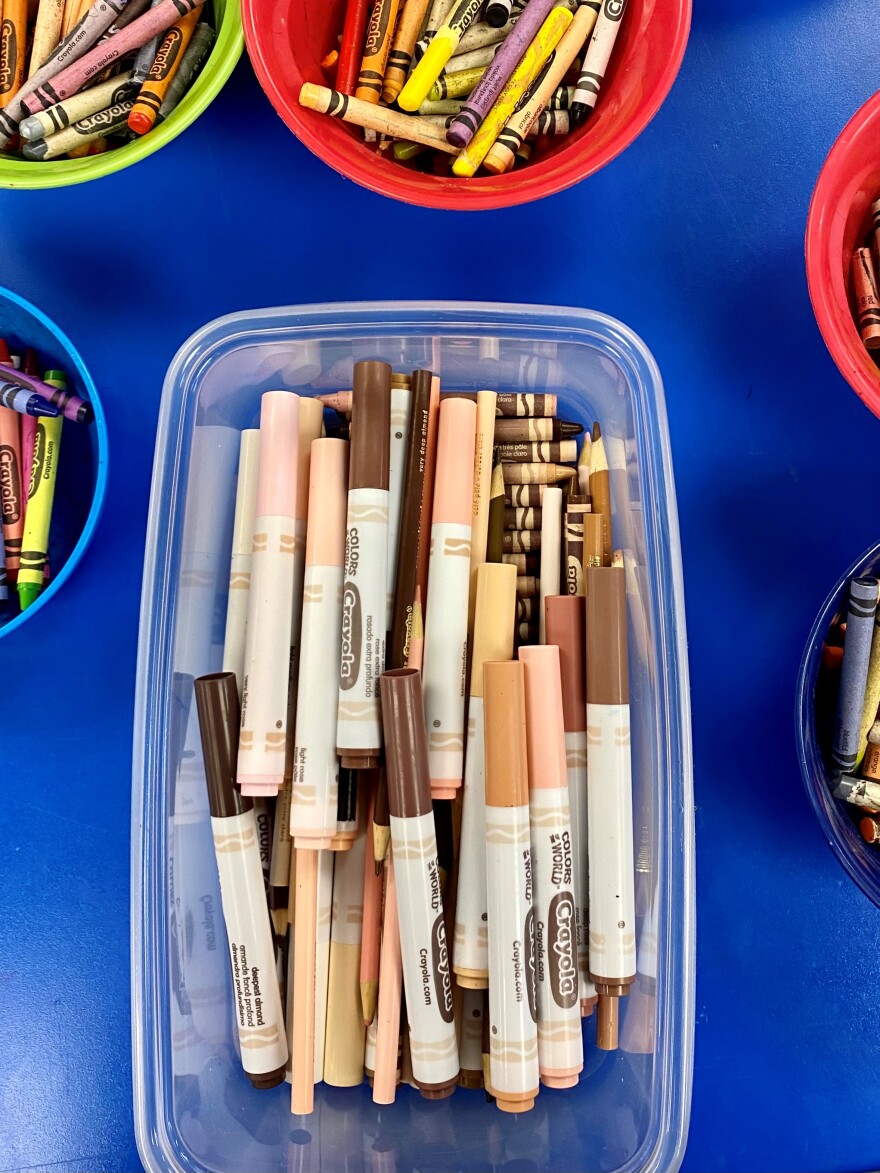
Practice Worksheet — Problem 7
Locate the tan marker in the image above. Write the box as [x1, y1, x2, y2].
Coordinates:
[519, 645, 584, 1087]
[483, 660, 539, 1113]
[194, 673, 288, 1088]
[381, 669, 459, 1098]
[454, 562, 517, 989]
[586, 566, 636, 1049]
[323, 812, 368, 1085]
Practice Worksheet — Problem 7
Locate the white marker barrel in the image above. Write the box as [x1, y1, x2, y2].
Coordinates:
[458, 986, 485, 1088]
[238, 392, 300, 796]
[221, 429, 260, 693]
[422, 397, 477, 799]
[483, 661, 538, 1114]
[538, 486, 562, 643]
[386, 377, 413, 631]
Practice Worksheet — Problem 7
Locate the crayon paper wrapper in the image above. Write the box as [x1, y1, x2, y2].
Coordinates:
[337, 487, 389, 752]
[390, 811, 459, 1087]
[486, 803, 539, 1097]
[586, 702, 636, 980]
[454, 701, 488, 977]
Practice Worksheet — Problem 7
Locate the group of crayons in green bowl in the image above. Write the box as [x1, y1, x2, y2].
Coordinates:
[302, 0, 628, 177]
[0, 0, 214, 161]
[191, 367, 646, 1114]
[0, 335, 92, 613]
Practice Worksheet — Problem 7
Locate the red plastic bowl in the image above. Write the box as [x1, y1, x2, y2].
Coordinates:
[806, 89, 880, 416]
[243, 0, 691, 210]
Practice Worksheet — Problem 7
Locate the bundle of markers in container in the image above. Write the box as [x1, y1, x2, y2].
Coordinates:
[851, 196, 880, 367]
[193, 362, 639, 1114]
[815, 570, 880, 844]
[0, 336, 92, 614]
[299, 0, 627, 178]
[0, 0, 214, 161]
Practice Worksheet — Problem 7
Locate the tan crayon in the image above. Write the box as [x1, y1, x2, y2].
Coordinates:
[517, 574, 538, 597]
[502, 463, 576, 486]
[497, 440, 578, 463]
[504, 506, 541, 530]
[28, 0, 64, 75]
[853, 247, 880, 349]
[503, 530, 540, 553]
[506, 483, 546, 507]
[300, 85, 459, 153]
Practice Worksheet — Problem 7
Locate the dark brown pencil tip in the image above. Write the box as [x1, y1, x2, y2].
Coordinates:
[592, 421, 601, 441]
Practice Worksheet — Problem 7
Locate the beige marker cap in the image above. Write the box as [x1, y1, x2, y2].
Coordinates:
[305, 438, 349, 567]
[483, 661, 529, 808]
[470, 563, 517, 698]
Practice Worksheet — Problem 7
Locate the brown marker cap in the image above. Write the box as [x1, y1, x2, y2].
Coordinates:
[585, 567, 629, 706]
[350, 360, 391, 491]
[380, 669, 432, 819]
[544, 596, 587, 733]
[194, 672, 253, 818]
[483, 661, 528, 808]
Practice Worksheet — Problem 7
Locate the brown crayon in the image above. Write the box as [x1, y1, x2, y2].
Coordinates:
[503, 530, 540, 553]
[504, 506, 540, 530]
[493, 417, 583, 443]
[516, 574, 538, 597]
[505, 483, 546, 507]
[496, 440, 578, 463]
[516, 597, 533, 623]
[853, 247, 880, 349]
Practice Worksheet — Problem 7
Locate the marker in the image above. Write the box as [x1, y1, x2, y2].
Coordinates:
[468, 389, 497, 631]
[545, 595, 597, 1015]
[538, 487, 562, 642]
[0, 383, 59, 417]
[359, 774, 384, 1023]
[238, 391, 300, 797]
[337, 360, 391, 770]
[380, 668, 459, 1098]
[454, 562, 517, 988]
[324, 810, 368, 1086]
[585, 565, 636, 1049]
[458, 986, 485, 1087]
[221, 430, 260, 693]
[519, 644, 584, 1087]
[372, 853, 403, 1104]
[291, 438, 350, 849]
[483, 660, 539, 1114]
[570, 0, 628, 126]
[422, 396, 477, 799]
[194, 672, 288, 1089]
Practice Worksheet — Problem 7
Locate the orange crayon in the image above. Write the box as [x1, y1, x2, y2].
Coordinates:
[128, 4, 201, 135]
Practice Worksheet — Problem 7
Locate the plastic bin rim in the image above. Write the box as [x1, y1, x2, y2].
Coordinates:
[0, 282, 107, 639]
[133, 299, 695, 1173]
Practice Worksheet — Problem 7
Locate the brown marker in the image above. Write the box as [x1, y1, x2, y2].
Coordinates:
[337, 361, 391, 770]
[380, 668, 459, 1098]
[585, 566, 636, 1050]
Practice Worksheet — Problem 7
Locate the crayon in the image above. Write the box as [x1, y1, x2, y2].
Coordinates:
[585, 566, 636, 1049]
[132, 0, 164, 86]
[833, 774, 880, 812]
[436, 39, 498, 72]
[428, 63, 485, 101]
[324, 814, 368, 1086]
[364, 1016, 378, 1082]
[0, 0, 28, 109]
[502, 552, 531, 573]
[19, 69, 132, 138]
[485, 0, 511, 28]
[398, 0, 485, 112]
[194, 673, 288, 1088]
[0, 383, 59, 416]
[380, 668, 459, 1098]
[517, 618, 537, 644]
[468, 389, 497, 631]
[570, 0, 628, 126]
[386, 373, 412, 632]
[372, 854, 403, 1103]
[291, 439, 350, 849]
[355, 0, 402, 103]
[852, 248, 880, 350]
[446, 0, 559, 149]
[502, 462, 575, 485]
[519, 644, 583, 1086]
[299, 83, 459, 154]
[423, 0, 456, 40]
[337, 0, 372, 94]
[563, 495, 589, 595]
[832, 577, 880, 773]
[155, 19, 212, 121]
[417, 96, 466, 115]
[0, 345, 24, 581]
[483, 660, 539, 1113]
[221, 429, 260, 694]
[337, 361, 391, 770]
[485, 460, 505, 563]
[505, 506, 541, 530]
[454, 562, 516, 989]
[532, 108, 569, 135]
[517, 573, 538, 597]
[359, 777, 384, 1023]
[452, 4, 572, 176]
[860, 815, 880, 844]
[22, 94, 133, 157]
[62, 0, 91, 39]
[449, 13, 515, 56]
[381, 0, 431, 104]
[16, 402, 61, 610]
[497, 438, 578, 463]
[502, 529, 540, 553]
[589, 423, 612, 562]
[483, 2, 595, 173]
[0, 532, 7, 603]
[238, 391, 300, 797]
[422, 396, 476, 799]
[127, 4, 200, 135]
[458, 986, 485, 1087]
[102, 0, 154, 36]
[494, 417, 583, 443]
[28, 0, 65, 77]
[445, 390, 556, 417]
[855, 609, 880, 769]
[16, 0, 203, 121]
[506, 483, 546, 507]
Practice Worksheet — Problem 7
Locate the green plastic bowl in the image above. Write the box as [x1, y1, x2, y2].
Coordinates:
[0, 0, 242, 189]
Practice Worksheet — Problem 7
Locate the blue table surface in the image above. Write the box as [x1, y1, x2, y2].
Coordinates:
[2, 1, 879, 1170]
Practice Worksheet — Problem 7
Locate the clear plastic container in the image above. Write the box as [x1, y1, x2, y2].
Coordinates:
[132, 302, 695, 1173]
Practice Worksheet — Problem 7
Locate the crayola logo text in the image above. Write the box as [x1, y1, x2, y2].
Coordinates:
[363, 0, 391, 57]
[606, 0, 626, 19]
[150, 26, 183, 78]
[524, 906, 537, 1023]
[0, 445, 21, 523]
[432, 914, 454, 1023]
[0, 20, 17, 95]
[339, 582, 362, 689]
[548, 891, 578, 1008]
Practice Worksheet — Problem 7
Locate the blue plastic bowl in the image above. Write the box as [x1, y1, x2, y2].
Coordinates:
[796, 540, 880, 908]
[0, 285, 107, 639]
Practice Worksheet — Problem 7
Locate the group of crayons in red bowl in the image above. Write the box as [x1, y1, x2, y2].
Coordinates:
[0, 336, 92, 614]
[0, 0, 215, 161]
[300, 0, 629, 177]
[189, 364, 647, 1114]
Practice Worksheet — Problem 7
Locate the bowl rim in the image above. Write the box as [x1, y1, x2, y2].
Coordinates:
[805, 87, 880, 418]
[241, 0, 693, 210]
[0, 0, 244, 191]
[0, 283, 108, 640]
